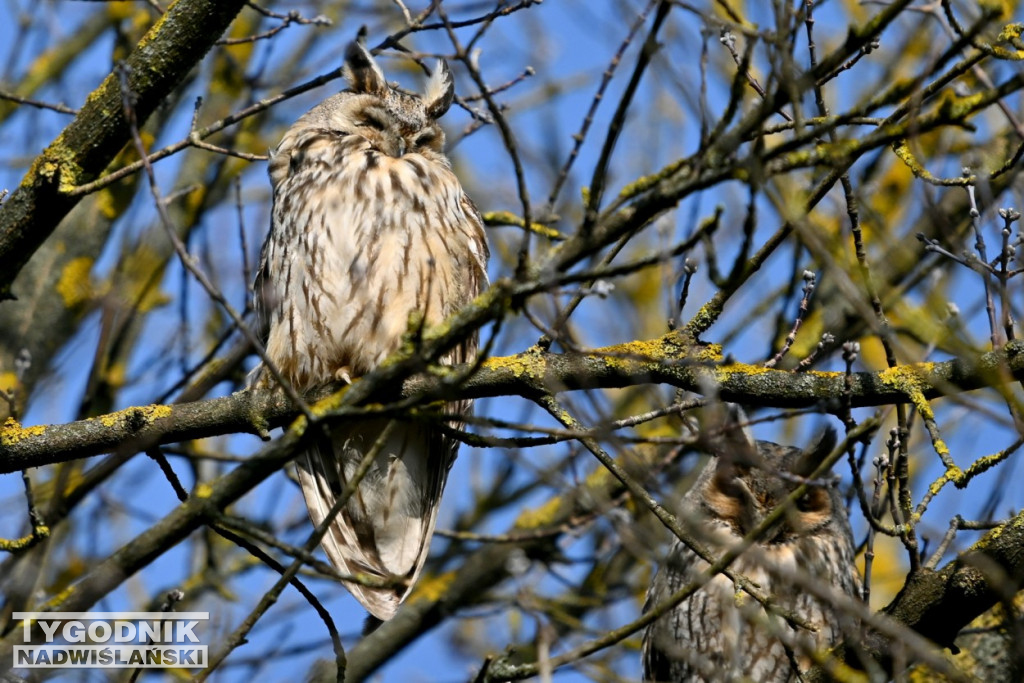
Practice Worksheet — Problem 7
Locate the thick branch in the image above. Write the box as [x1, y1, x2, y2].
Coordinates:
[0, 404, 315, 673]
[881, 511, 1024, 653]
[0, 0, 248, 299]
[808, 510, 1024, 680]
[3, 335, 1023, 473]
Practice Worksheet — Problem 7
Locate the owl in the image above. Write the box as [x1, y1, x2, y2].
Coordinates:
[253, 36, 489, 620]
[642, 413, 862, 682]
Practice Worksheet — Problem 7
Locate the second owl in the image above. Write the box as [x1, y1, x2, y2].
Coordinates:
[643, 411, 862, 682]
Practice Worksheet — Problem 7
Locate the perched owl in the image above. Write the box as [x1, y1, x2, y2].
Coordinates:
[642, 414, 861, 682]
[253, 36, 489, 620]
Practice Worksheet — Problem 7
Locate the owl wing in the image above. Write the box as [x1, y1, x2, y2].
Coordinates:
[295, 343, 477, 620]
[252, 247, 272, 346]
[295, 189, 488, 621]
[296, 417, 453, 620]
[642, 541, 703, 682]
[249, 126, 314, 388]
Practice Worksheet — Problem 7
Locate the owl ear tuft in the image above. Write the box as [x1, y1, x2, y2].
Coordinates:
[344, 34, 388, 96]
[708, 404, 759, 472]
[424, 60, 454, 119]
[793, 426, 838, 477]
[718, 405, 757, 456]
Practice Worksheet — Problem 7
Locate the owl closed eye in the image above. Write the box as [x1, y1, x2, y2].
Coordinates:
[703, 433, 838, 542]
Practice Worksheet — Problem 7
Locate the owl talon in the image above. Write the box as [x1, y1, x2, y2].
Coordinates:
[334, 366, 353, 384]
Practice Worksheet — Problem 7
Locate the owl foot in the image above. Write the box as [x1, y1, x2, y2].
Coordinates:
[334, 366, 353, 384]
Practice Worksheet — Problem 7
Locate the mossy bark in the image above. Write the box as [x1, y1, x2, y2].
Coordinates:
[0, 0, 248, 299]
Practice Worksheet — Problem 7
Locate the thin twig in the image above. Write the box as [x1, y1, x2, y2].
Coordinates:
[545, 0, 659, 210]
[764, 270, 816, 368]
[0, 90, 77, 114]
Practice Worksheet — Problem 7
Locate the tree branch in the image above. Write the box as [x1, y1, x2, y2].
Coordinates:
[0, 0, 248, 299]
[881, 510, 1024, 655]
[807, 510, 1024, 680]
[3, 334, 1023, 473]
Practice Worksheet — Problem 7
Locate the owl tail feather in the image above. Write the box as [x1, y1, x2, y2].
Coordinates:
[296, 419, 453, 620]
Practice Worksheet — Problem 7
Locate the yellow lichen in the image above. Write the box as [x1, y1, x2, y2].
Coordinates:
[592, 335, 690, 375]
[992, 22, 1024, 60]
[878, 364, 925, 390]
[891, 139, 973, 186]
[960, 450, 1011, 484]
[149, 404, 172, 419]
[193, 482, 213, 499]
[115, 245, 171, 313]
[104, 1, 140, 21]
[408, 570, 456, 604]
[94, 188, 121, 219]
[0, 525, 49, 552]
[685, 300, 724, 336]
[39, 584, 77, 611]
[96, 403, 172, 429]
[618, 158, 691, 200]
[879, 365, 959, 481]
[1, 419, 46, 446]
[53, 154, 87, 195]
[999, 21, 1023, 42]
[104, 362, 127, 389]
[482, 351, 537, 379]
[0, 371, 18, 393]
[309, 387, 352, 418]
[515, 496, 563, 530]
[286, 414, 310, 438]
[56, 256, 94, 309]
[715, 361, 775, 382]
[693, 343, 724, 363]
[882, 366, 936, 416]
[933, 439, 954, 464]
[482, 211, 565, 240]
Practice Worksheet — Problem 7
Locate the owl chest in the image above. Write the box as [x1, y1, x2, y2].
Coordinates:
[664, 541, 847, 682]
[266, 153, 471, 382]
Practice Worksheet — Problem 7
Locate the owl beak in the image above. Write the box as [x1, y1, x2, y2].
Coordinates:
[766, 522, 790, 545]
[380, 135, 406, 158]
[749, 509, 790, 544]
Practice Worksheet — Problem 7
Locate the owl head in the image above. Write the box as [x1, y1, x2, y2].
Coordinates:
[692, 410, 846, 545]
[285, 35, 455, 162]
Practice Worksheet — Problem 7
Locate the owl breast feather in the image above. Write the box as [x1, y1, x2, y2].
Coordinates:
[262, 130, 483, 390]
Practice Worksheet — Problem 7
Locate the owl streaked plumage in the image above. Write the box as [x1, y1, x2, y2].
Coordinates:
[642, 412, 862, 682]
[253, 37, 488, 620]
